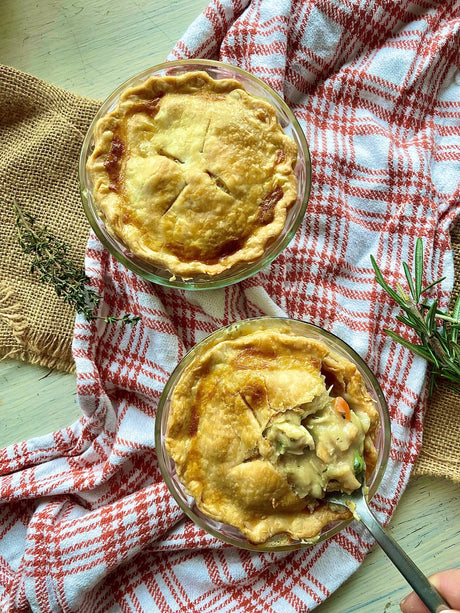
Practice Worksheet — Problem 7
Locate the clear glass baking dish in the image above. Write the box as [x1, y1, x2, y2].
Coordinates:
[155, 317, 391, 551]
[79, 59, 311, 289]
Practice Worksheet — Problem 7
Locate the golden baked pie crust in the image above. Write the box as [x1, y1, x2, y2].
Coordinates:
[165, 325, 380, 544]
[86, 71, 298, 278]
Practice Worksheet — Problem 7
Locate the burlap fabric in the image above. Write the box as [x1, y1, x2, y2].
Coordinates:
[0, 65, 100, 372]
[0, 64, 459, 481]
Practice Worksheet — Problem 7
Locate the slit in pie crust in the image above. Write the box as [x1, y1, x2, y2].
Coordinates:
[86, 71, 299, 279]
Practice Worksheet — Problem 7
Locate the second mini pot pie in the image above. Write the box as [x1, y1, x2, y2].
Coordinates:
[165, 322, 380, 545]
[86, 71, 299, 279]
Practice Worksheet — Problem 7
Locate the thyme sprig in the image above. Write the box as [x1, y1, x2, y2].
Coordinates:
[371, 238, 460, 394]
[13, 200, 140, 327]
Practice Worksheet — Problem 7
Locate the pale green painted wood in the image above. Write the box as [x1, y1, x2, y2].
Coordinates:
[0, 2, 458, 612]
[0, 0, 208, 98]
[0, 361, 81, 445]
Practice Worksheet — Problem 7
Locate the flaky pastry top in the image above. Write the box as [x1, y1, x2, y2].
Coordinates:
[86, 71, 298, 278]
[165, 324, 380, 544]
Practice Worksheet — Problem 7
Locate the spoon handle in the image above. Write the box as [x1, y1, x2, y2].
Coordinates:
[353, 496, 451, 613]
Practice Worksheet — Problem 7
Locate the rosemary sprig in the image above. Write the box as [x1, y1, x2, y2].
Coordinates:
[370, 238, 460, 394]
[13, 200, 140, 327]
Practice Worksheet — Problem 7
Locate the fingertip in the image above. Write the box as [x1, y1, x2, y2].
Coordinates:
[399, 570, 460, 613]
[399, 590, 431, 613]
[430, 570, 460, 609]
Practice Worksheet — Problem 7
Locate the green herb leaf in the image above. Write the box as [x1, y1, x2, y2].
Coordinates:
[403, 262, 416, 301]
[383, 329, 434, 362]
[414, 237, 423, 302]
[452, 294, 460, 345]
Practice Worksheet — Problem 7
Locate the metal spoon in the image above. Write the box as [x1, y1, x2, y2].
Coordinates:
[328, 483, 452, 613]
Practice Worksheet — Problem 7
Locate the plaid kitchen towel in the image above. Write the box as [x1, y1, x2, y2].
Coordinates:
[1, 0, 460, 611]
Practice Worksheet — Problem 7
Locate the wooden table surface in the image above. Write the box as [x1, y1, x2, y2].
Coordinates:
[0, 1, 459, 612]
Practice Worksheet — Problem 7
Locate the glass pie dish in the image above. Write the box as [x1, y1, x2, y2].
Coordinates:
[79, 59, 311, 289]
[155, 317, 391, 551]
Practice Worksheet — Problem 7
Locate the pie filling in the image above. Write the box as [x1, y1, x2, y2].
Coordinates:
[165, 324, 380, 544]
[86, 71, 299, 278]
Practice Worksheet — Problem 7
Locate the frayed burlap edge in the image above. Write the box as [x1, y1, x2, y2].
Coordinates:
[0, 281, 76, 374]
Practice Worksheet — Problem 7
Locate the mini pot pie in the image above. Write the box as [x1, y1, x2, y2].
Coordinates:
[86, 71, 298, 279]
[165, 322, 380, 545]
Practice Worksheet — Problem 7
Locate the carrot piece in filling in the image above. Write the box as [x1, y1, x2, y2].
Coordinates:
[333, 396, 351, 421]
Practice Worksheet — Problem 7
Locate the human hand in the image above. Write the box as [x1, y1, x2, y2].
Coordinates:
[399, 569, 460, 613]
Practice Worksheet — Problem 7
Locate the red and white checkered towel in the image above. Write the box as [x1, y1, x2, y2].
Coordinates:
[1, 1, 460, 611]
